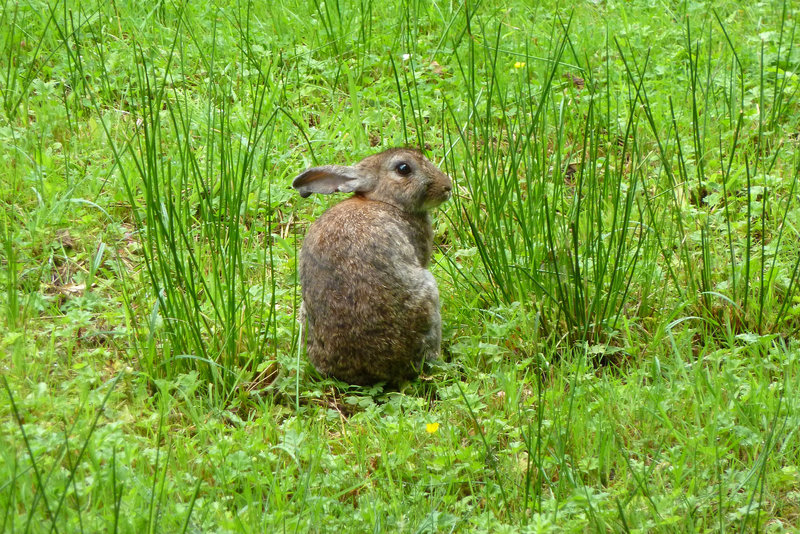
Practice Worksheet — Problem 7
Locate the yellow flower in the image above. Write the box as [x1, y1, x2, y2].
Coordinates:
[514, 61, 526, 69]
[425, 422, 440, 434]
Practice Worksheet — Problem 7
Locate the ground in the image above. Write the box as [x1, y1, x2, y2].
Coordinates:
[1, 0, 800, 532]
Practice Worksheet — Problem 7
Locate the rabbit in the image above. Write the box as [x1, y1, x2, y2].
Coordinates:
[292, 147, 453, 385]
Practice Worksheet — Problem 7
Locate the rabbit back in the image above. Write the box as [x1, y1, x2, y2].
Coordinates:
[299, 196, 441, 385]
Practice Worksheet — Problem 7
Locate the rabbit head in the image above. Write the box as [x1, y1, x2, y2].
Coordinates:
[292, 148, 452, 212]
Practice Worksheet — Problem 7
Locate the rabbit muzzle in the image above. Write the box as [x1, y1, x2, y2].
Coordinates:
[432, 175, 453, 203]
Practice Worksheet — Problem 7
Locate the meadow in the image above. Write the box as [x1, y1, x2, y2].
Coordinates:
[2, 0, 800, 531]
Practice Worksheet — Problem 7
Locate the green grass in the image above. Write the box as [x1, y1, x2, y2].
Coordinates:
[2, 0, 800, 531]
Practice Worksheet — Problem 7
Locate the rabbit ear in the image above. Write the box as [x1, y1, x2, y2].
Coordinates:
[292, 165, 374, 198]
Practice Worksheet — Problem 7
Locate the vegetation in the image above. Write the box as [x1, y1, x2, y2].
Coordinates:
[2, 0, 799, 531]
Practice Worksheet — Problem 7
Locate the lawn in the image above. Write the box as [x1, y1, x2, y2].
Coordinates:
[2, 0, 799, 531]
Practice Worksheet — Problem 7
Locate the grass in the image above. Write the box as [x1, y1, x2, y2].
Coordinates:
[2, 0, 800, 531]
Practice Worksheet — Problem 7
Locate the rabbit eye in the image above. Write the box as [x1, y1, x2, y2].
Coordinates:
[395, 162, 413, 176]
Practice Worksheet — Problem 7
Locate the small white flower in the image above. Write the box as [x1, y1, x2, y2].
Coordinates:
[402, 53, 412, 61]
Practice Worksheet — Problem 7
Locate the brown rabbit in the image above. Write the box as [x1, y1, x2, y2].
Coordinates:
[292, 148, 452, 385]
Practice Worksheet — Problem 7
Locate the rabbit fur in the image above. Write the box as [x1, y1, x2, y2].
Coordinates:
[292, 148, 452, 385]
